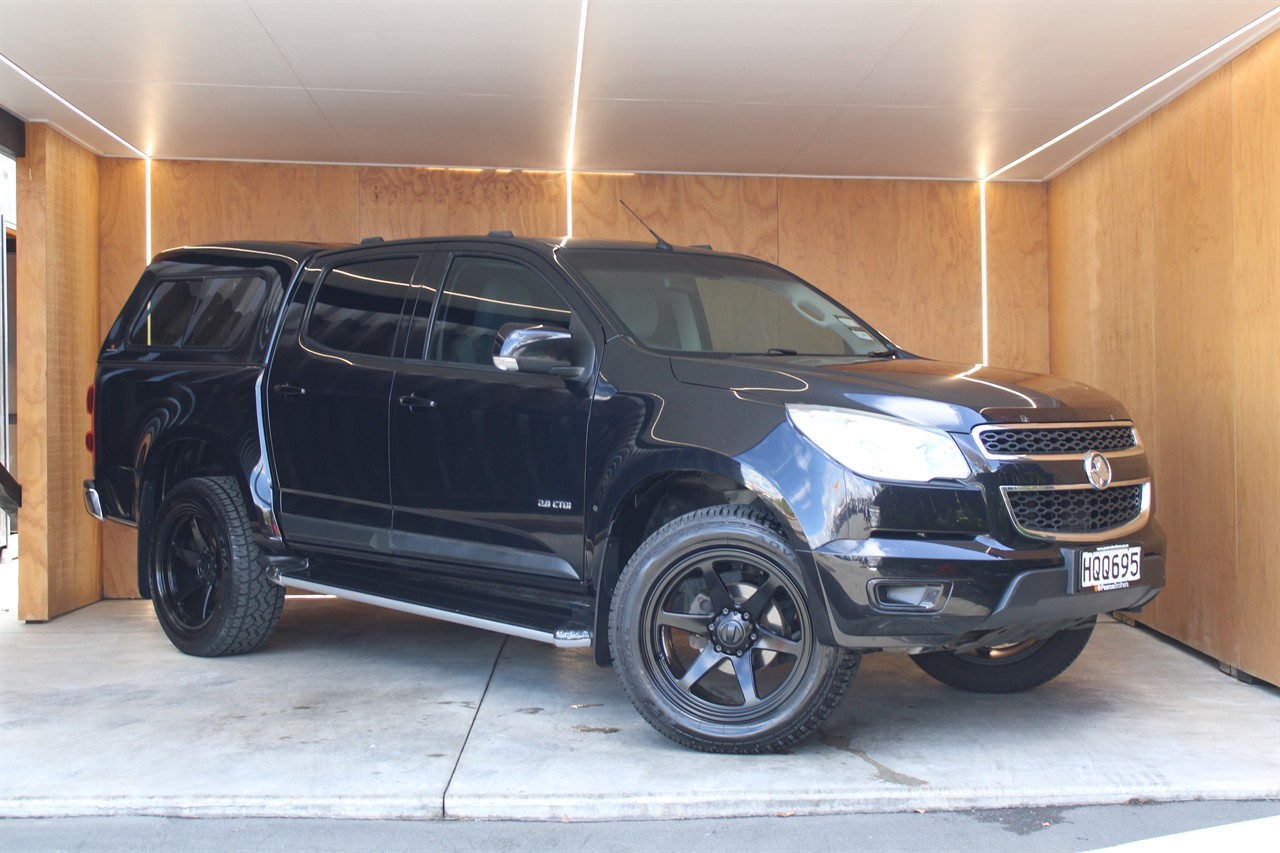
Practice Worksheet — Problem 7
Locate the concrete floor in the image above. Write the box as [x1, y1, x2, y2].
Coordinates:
[1, 566, 1278, 823]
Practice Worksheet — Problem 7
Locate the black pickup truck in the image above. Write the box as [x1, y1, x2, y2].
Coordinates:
[85, 234, 1164, 752]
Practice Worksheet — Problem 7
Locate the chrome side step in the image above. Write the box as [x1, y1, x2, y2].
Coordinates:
[275, 574, 592, 649]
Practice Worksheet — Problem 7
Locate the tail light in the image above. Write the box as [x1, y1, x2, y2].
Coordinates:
[85, 382, 95, 456]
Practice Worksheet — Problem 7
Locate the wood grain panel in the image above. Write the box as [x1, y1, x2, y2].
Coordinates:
[98, 159, 146, 338]
[16, 124, 102, 620]
[1048, 120, 1158, 449]
[1049, 31, 1280, 682]
[98, 158, 146, 598]
[573, 173, 779, 261]
[1151, 66, 1237, 663]
[986, 182, 1048, 373]
[360, 168, 566, 241]
[778, 179, 981, 364]
[15, 125, 50, 620]
[1230, 33, 1280, 685]
[151, 161, 360, 253]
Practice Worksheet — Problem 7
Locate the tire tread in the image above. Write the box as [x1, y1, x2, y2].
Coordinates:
[610, 504, 858, 754]
[150, 476, 284, 657]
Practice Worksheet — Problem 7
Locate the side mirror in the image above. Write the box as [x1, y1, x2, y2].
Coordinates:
[492, 324, 584, 379]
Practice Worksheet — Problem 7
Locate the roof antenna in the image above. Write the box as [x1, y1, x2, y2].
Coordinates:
[619, 200, 673, 251]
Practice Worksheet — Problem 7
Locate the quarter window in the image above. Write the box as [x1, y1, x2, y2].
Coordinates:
[130, 274, 268, 349]
[306, 257, 418, 358]
[428, 257, 571, 365]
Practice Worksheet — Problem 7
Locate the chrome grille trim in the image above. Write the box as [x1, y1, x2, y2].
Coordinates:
[999, 479, 1151, 543]
[973, 421, 1142, 460]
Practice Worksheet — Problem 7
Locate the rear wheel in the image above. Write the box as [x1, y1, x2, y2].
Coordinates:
[909, 619, 1096, 693]
[609, 505, 858, 753]
[149, 476, 284, 657]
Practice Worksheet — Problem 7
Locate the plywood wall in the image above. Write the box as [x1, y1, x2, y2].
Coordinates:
[987, 183, 1049, 373]
[573, 172, 780, 261]
[1049, 31, 1279, 685]
[16, 124, 102, 620]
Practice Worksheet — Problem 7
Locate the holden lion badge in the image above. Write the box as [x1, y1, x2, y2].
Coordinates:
[1084, 450, 1112, 490]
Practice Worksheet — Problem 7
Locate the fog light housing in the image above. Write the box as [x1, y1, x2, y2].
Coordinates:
[869, 580, 951, 613]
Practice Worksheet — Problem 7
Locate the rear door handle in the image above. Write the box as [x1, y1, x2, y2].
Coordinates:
[398, 394, 436, 411]
[273, 383, 306, 398]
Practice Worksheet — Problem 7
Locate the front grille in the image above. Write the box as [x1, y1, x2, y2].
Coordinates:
[1004, 484, 1145, 536]
[978, 424, 1136, 457]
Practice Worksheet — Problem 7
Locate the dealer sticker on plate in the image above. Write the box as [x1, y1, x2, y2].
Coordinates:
[1079, 544, 1142, 592]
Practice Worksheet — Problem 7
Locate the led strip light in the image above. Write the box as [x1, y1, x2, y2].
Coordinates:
[565, 0, 591, 239]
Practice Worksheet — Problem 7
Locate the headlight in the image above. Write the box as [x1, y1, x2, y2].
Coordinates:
[786, 404, 971, 483]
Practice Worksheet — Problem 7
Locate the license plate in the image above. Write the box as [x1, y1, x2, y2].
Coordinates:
[1079, 544, 1142, 592]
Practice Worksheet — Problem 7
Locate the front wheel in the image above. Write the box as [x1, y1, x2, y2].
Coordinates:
[909, 619, 1096, 694]
[609, 505, 858, 753]
[149, 476, 284, 657]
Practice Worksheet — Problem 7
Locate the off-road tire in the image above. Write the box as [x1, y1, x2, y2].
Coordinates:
[149, 476, 284, 656]
[909, 618, 1096, 694]
[609, 504, 859, 753]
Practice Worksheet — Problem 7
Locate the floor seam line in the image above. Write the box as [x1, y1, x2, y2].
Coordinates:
[441, 634, 507, 819]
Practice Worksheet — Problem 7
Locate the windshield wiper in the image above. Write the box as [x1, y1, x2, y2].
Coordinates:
[862, 350, 896, 358]
[765, 347, 798, 356]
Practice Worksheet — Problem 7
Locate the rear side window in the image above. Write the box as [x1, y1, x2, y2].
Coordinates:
[305, 256, 418, 358]
[130, 275, 269, 349]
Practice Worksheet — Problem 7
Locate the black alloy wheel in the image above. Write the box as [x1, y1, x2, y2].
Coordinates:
[641, 546, 813, 722]
[154, 505, 225, 634]
[611, 505, 858, 753]
[149, 476, 284, 657]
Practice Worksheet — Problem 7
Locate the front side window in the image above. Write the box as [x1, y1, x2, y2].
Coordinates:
[130, 274, 268, 349]
[428, 257, 571, 365]
[561, 250, 888, 357]
[306, 256, 418, 358]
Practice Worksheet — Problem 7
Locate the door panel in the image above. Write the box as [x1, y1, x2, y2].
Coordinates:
[389, 250, 592, 579]
[267, 252, 424, 551]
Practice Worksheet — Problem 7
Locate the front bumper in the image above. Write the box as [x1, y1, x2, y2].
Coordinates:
[805, 520, 1166, 652]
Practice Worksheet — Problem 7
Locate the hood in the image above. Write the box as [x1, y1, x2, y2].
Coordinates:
[669, 355, 1129, 432]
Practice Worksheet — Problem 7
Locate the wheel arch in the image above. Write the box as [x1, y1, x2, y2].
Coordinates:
[589, 464, 830, 666]
[135, 432, 248, 598]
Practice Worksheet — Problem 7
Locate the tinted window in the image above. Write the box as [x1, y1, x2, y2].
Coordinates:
[130, 275, 268, 349]
[562, 250, 888, 357]
[185, 276, 268, 347]
[306, 257, 418, 358]
[429, 257, 571, 365]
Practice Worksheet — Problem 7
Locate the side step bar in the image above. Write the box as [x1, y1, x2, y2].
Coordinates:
[276, 574, 592, 649]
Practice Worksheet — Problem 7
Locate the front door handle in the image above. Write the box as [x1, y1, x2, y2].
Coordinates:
[273, 383, 306, 399]
[398, 394, 436, 411]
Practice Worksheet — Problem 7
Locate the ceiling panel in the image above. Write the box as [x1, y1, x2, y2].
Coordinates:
[781, 105, 1093, 180]
[847, 0, 1278, 110]
[0, 64, 137, 156]
[36, 78, 354, 162]
[580, 0, 929, 105]
[0, 0, 298, 87]
[574, 99, 832, 173]
[0, 0, 1277, 180]
[247, 0, 582, 96]
[309, 89, 571, 168]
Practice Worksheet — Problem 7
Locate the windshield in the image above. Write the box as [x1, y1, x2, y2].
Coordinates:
[560, 250, 890, 357]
